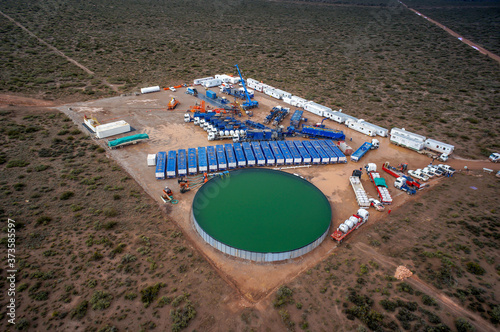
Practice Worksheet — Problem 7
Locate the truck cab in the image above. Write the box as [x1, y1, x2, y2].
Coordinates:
[438, 153, 449, 162]
[371, 139, 380, 149]
[184, 113, 192, 123]
[489, 153, 500, 163]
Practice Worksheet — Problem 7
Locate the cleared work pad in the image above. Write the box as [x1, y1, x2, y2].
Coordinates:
[192, 169, 331, 262]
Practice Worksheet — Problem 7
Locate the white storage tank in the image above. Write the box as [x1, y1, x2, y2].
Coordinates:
[95, 120, 131, 139]
[140, 86, 160, 94]
[339, 223, 349, 234]
[147, 154, 157, 166]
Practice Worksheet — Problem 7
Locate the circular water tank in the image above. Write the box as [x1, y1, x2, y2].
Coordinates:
[339, 223, 349, 233]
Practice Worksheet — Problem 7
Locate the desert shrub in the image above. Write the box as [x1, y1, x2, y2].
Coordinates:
[170, 301, 197, 332]
[455, 317, 475, 332]
[35, 216, 52, 225]
[110, 243, 126, 258]
[379, 299, 397, 312]
[465, 262, 485, 275]
[60, 191, 74, 200]
[157, 296, 173, 307]
[6, 159, 29, 168]
[90, 291, 113, 310]
[141, 283, 165, 308]
[125, 293, 138, 300]
[13, 183, 26, 191]
[398, 282, 414, 294]
[121, 254, 136, 264]
[34, 165, 50, 172]
[274, 285, 294, 308]
[422, 294, 438, 306]
[15, 318, 30, 330]
[70, 300, 88, 319]
[103, 207, 118, 217]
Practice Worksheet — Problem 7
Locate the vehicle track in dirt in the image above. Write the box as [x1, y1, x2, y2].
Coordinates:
[0, 9, 118, 92]
[399, 1, 500, 64]
[354, 242, 497, 332]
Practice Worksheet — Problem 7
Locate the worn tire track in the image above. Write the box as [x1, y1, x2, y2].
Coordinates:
[354, 242, 497, 332]
[0, 9, 118, 92]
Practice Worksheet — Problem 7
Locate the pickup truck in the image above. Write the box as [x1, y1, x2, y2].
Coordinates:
[408, 169, 429, 182]
[489, 153, 500, 163]
[438, 164, 456, 174]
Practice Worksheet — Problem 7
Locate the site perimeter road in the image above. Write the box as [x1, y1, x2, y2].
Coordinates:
[399, 1, 500, 63]
[0, 9, 119, 92]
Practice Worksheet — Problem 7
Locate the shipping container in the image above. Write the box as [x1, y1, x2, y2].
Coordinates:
[194, 77, 214, 85]
[207, 146, 218, 172]
[177, 149, 187, 176]
[350, 142, 372, 162]
[147, 154, 156, 166]
[95, 120, 131, 138]
[318, 140, 338, 163]
[166, 151, 176, 178]
[140, 86, 161, 94]
[286, 141, 302, 164]
[216, 145, 227, 170]
[156, 151, 167, 179]
[198, 147, 208, 172]
[293, 141, 311, 164]
[277, 141, 293, 165]
[250, 141, 266, 166]
[310, 141, 330, 164]
[269, 141, 285, 165]
[290, 110, 304, 127]
[224, 144, 237, 169]
[232, 143, 247, 167]
[325, 140, 347, 163]
[206, 90, 217, 99]
[242, 142, 256, 166]
[259, 141, 275, 166]
[424, 138, 454, 155]
[302, 141, 321, 164]
[188, 148, 197, 175]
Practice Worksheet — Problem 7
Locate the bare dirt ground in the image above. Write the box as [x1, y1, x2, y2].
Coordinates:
[56, 88, 500, 305]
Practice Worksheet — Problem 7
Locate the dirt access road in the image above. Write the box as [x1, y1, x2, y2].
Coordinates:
[399, 1, 500, 63]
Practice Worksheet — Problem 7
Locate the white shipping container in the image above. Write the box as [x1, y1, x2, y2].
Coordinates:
[390, 128, 425, 142]
[362, 121, 388, 137]
[193, 76, 214, 85]
[140, 86, 160, 94]
[424, 138, 454, 155]
[147, 154, 156, 166]
[263, 86, 276, 96]
[201, 79, 222, 88]
[95, 120, 131, 138]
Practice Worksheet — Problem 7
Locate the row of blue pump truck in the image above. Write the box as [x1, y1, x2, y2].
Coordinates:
[273, 108, 289, 126]
[245, 120, 269, 130]
[221, 86, 250, 100]
[202, 114, 247, 132]
[264, 107, 282, 124]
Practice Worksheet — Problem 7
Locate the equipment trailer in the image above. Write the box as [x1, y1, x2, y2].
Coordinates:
[331, 209, 369, 243]
[350, 170, 370, 208]
[382, 162, 426, 190]
[365, 163, 393, 204]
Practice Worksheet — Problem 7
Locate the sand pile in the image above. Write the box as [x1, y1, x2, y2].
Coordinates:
[395, 266, 413, 280]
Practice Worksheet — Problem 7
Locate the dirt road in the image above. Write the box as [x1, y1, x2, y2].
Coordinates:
[399, 1, 500, 63]
[0, 9, 118, 92]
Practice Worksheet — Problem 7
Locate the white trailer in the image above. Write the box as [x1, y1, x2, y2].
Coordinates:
[390, 128, 426, 142]
[290, 96, 308, 108]
[281, 91, 292, 99]
[345, 119, 376, 137]
[363, 121, 388, 137]
[263, 86, 276, 96]
[140, 86, 160, 94]
[228, 76, 240, 84]
[282, 96, 292, 105]
[350, 176, 370, 208]
[424, 138, 454, 155]
[390, 133, 425, 151]
[304, 102, 332, 117]
[147, 154, 156, 166]
[201, 79, 222, 88]
[269, 88, 286, 100]
[95, 120, 131, 138]
[215, 74, 231, 83]
[193, 77, 214, 85]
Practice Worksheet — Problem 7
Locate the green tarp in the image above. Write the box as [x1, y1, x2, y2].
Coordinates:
[108, 133, 149, 147]
[374, 177, 387, 188]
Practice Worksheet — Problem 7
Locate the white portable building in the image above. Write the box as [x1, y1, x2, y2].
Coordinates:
[140, 86, 160, 94]
[390, 128, 425, 142]
[361, 121, 388, 137]
[247, 80, 263, 92]
[290, 96, 308, 108]
[147, 154, 156, 166]
[269, 88, 286, 100]
[304, 102, 332, 117]
[193, 76, 214, 85]
[390, 134, 425, 151]
[263, 85, 276, 96]
[281, 91, 292, 99]
[327, 109, 358, 124]
[215, 74, 231, 83]
[95, 120, 131, 139]
[345, 119, 376, 137]
[228, 76, 240, 84]
[282, 96, 292, 105]
[201, 79, 222, 88]
[424, 138, 454, 155]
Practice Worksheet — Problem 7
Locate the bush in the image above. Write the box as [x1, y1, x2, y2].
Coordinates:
[170, 301, 197, 332]
[6, 159, 29, 168]
[141, 283, 165, 308]
[125, 293, 138, 300]
[103, 207, 118, 217]
[455, 317, 475, 332]
[36, 216, 52, 225]
[379, 299, 397, 312]
[34, 165, 50, 172]
[13, 183, 26, 191]
[90, 291, 113, 310]
[71, 300, 88, 319]
[422, 294, 438, 306]
[466, 262, 485, 275]
[398, 282, 414, 294]
[60, 191, 74, 200]
[274, 285, 294, 308]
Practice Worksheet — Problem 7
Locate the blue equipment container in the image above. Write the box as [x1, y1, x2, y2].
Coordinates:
[250, 141, 266, 166]
[293, 141, 311, 164]
[301, 125, 345, 140]
[198, 147, 208, 172]
[318, 140, 338, 164]
[155, 151, 167, 179]
[224, 144, 237, 169]
[302, 141, 320, 164]
[242, 142, 256, 166]
[259, 141, 276, 166]
[325, 140, 347, 163]
[206, 90, 217, 99]
[188, 148, 197, 175]
[350, 142, 372, 162]
[269, 141, 285, 165]
[286, 141, 302, 165]
[177, 149, 187, 176]
[310, 141, 330, 164]
[290, 110, 304, 127]
[232, 143, 247, 167]
[277, 141, 293, 165]
[166, 151, 176, 178]
[207, 146, 218, 171]
[216, 145, 227, 170]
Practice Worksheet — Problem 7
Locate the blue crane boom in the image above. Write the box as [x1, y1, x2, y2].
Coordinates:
[235, 64, 258, 110]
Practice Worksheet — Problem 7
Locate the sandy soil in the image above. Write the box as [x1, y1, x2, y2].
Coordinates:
[51, 87, 500, 306]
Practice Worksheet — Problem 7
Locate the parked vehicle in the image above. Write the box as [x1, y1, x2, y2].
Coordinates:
[331, 209, 370, 243]
[422, 167, 435, 178]
[428, 165, 444, 176]
[394, 177, 417, 195]
[438, 153, 449, 162]
[169, 87, 176, 92]
[489, 153, 500, 163]
[408, 169, 429, 182]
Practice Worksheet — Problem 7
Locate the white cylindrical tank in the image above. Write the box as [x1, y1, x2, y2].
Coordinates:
[339, 224, 349, 233]
[219, 130, 224, 137]
[225, 130, 230, 136]
[240, 129, 245, 136]
[140, 86, 160, 94]
[230, 130, 235, 135]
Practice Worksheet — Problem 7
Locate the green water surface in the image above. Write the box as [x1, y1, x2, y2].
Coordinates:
[192, 169, 331, 253]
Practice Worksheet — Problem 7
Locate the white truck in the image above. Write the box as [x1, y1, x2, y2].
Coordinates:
[370, 139, 380, 149]
[408, 169, 429, 182]
[489, 153, 500, 163]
